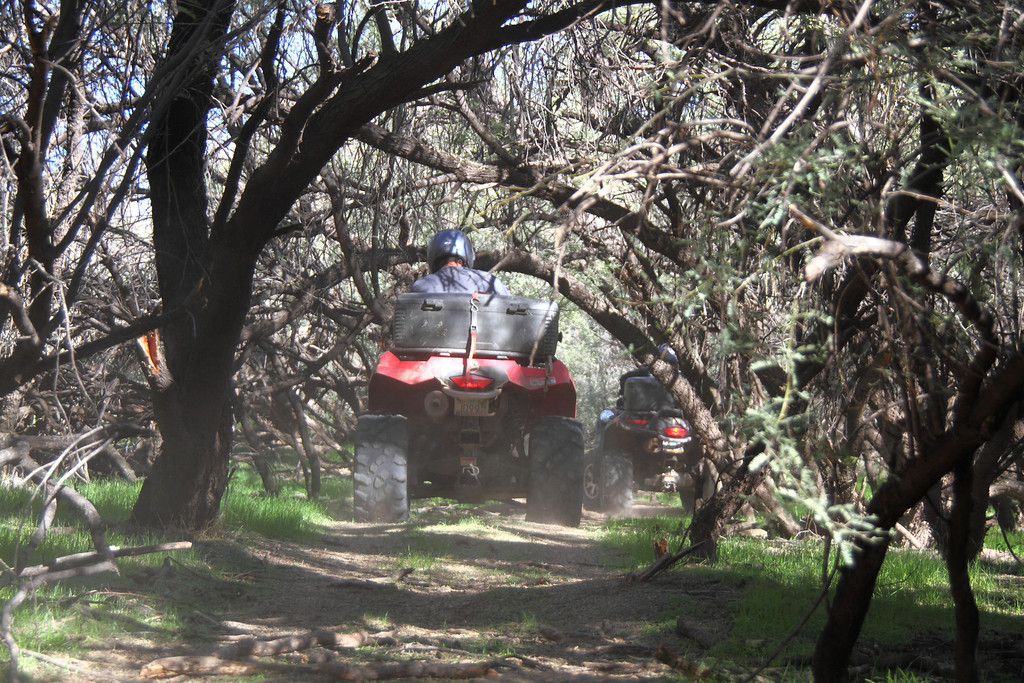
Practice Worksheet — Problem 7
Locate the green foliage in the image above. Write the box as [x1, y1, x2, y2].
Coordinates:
[552, 301, 634, 432]
[738, 301, 888, 567]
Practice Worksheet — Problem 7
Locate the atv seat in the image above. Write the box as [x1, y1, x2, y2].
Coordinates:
[392, 292, 560, 360]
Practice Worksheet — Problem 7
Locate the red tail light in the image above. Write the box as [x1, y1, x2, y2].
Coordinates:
[449, 373, 495, 390]
[626, 417, 649, 426]
[663, 425, 689, 438]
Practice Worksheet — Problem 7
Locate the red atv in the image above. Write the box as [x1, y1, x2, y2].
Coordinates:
[353, 292, 584, 526]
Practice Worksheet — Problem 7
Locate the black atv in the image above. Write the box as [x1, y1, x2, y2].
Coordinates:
[583, 374, 701, 516]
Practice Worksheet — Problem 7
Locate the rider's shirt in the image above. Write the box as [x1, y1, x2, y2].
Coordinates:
[410, 265, 511, 295]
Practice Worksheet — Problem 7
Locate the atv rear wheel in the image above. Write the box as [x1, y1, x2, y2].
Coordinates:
[353, 413, 409, 522]
[598, 450, 634, 517]
[526, 417, 584, 526]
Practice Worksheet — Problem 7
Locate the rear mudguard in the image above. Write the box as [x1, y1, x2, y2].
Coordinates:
[368, 350, 577, 420]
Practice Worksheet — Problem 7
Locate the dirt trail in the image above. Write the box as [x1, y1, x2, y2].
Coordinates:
[60, 499, 739, 682]
[25, 498, 1024, 681]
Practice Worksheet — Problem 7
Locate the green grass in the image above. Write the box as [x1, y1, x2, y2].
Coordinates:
[392, 544, 441, 571]
[220, 464, 337, 539]
[63, 478, 140, 523]
[221, 488, 330, 539]
[1, 463, 336, 548]
[984, 523, 1024, 555]
[1, 482, 199, 678]
[865, 673, 932, 683]
[1, 484, 100, 565]
[596, 513, 1024, 678]
[1, 460, 339, 679]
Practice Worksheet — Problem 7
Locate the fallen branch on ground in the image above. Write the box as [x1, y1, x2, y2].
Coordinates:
[16, 542, 193, 579]
[141, 632, 506, 679]
[627, 540, 709, 583]
[654, 644, 710, 678]
[21, 649, 143, 682]
[214, 629, 374, 658]
[675, 616, 717, 649]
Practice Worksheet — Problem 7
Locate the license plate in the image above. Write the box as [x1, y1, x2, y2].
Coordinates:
[454, 396, 492, 416]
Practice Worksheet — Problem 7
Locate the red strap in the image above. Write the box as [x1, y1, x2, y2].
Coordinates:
[467, 329, 478, 365]
[465, 292, 480, 380]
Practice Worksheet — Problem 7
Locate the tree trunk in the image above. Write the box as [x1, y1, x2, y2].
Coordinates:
[236, 399, 279, 495]
[963, 406, 1021, 561]
[687, 447, 766, 563]
[131, 248, 257, 528]
[130, 0, 238, 529]
[131, 397, 233, 529]
[947, 462, 979, 682]
[812, 538, 890, 682]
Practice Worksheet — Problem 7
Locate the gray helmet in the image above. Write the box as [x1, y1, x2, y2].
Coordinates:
[427, 229, 476, 272]
[657, 343, 678, 367]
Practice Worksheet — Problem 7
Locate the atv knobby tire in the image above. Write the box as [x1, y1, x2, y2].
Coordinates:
[353, 413, 409, 522]
[526, 416, 584, 526]
[597, 450, 633, 517]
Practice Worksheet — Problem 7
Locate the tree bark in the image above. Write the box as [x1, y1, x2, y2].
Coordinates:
[961, 405, 1020, 562]
[812, 536, 890, 682]
[131, 0, 239, 529]
[947, 462, 979, 682]
[686, 446, 765, 563]
[131, 238, 259, 527]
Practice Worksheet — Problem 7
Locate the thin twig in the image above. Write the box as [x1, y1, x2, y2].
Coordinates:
[999, 524, 1024, 566]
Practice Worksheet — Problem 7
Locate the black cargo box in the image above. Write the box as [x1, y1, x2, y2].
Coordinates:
[392, 292, 560, 359]
[623, 376, 673, 412]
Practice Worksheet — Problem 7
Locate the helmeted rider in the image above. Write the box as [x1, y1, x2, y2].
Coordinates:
[655, 343, 678, 368]
[410, 229, 510, 295]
